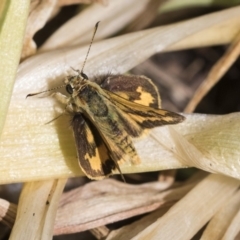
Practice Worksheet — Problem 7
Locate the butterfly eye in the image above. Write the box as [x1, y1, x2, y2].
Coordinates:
[66, 84, 73, 94]
[81, 72, 88, 80]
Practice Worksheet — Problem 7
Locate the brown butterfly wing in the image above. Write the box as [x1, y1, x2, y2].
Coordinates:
[106, 91, 185, 129]
[71, 114, 116, 179]
[95, 74, 161, 108]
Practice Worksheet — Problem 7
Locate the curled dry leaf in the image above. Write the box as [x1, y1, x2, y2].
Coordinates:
[54, 179, 195, 235]
[21, 0, 58, 59]
[171, 113, 240, 179]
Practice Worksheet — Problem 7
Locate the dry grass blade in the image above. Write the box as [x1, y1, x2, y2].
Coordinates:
[201, 189, 240, 239]
[21, 0, 58, 59]
[0, 199, 17, 228]
[107, 206, 171, 240]
[58, 0, 108, 6]
[130, 174, 240, 240]
[168, 13, 240, 51]
[9, 179, 66, 240]
[184, 29, 240, 113]
[221, 204, 240, 239]
[53, 179, 195, 235]
[125, 0, 166, 32]
[41, 0, 151, 51]
[107, 173, 208, 240]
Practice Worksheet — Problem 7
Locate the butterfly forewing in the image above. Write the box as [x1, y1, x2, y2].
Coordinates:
[106, 88, 185, 128]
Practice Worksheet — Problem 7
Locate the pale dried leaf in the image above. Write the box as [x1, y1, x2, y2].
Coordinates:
[125, 0, 166, 32]
[0, 174, 204, 236]
[160, 0, 236, 12]
[41, 4, 240, 52]
[169, 14, 240, 51]
[53, 179, 195, 235]
[107, 173, 208, 239]
[201, 189, 240, 239]
[221, 204, 240, 240]
[40, 0, 151, 51]
[22, 0, 58, 59]
[172, 113, 240, 179]
[107, 206, 170, 240]
[9, 179, 66, 240]
[131, 174, 240, 240]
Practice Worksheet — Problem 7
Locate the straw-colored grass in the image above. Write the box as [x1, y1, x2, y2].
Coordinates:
[1, 0, 240, 239]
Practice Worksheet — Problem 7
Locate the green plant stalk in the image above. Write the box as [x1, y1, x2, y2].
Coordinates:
[0, 0, 30, 137]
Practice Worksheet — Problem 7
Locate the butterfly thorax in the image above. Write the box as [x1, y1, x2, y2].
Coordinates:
[66, 76, 111, 118]
[78, 83, 109, 117]
[65, 75, 86, 98]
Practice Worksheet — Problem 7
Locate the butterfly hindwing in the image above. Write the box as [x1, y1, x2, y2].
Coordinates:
[71, 114, 116, 179]
[95, 74, 161, 108]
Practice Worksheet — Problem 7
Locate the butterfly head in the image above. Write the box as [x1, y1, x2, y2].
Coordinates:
[65, 71, 88, 96]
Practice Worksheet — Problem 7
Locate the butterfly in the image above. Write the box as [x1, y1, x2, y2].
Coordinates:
[27, 22, 185, 181]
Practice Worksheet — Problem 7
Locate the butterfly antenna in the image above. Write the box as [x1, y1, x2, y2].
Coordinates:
[80, 21, 100, 79]
[26, 84, 66, 98]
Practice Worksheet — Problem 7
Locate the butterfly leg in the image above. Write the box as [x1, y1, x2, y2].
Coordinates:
[52, 92, 68, 104]
[52, 92, 74, 113]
